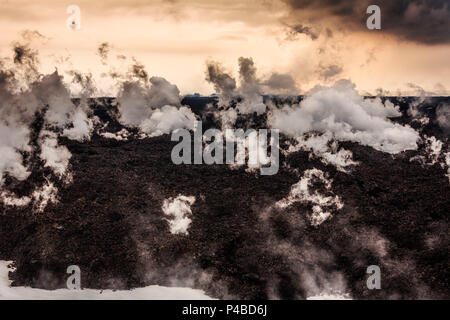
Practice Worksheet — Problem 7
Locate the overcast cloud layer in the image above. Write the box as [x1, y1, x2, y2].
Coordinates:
[283, 0, 450, 44]
[0, 0, 449, 95]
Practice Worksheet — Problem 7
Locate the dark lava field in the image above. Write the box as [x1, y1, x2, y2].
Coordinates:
[0, 96, 449, 299]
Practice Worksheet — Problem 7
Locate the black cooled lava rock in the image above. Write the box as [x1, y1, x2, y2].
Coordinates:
[0, 97, 448, 299]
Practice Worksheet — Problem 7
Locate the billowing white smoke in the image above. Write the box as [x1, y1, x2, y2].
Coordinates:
[285, 132, 358, 172]
[277, 169, 343, 227]
[264, 240, 351, 299]
[261, 73, 299, 96]
[141, 105, 196, 137]
[424, 136, 443, 165]
[63, 107, 93, 142]
[118, 77, 197, 136]
[410, 135, 443, 166]
[235, 57, 267, 115]
[225, 130, 272, 172]
[219, 108, 238, 130]
[0, 121, 30, 185]
[162, 195, 196, 235]
[301, 267, 350, 299]
[39, 130, 72, 181]
[33, 72, 76, 127]
[145, 77, 181, 109]
[0, 127, 71, 210]
[409, 136, 450, 184]
[0, 40, 94, 212]
[30, 72, 93, 138]
[1, 36, 200, 213]
[205, 58, 299, 125]
[116, 82, 148, 126]
[436, 103, 450, 133]
[269, 80, 419, 154]
[0, 70, 92, 183]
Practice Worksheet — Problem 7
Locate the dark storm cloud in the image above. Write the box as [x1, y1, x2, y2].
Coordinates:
[205, 57, 300, 101]
[11, 30, 44, 82]
[318, 64, 343, 81]
[283, 0, 450, 44]
[262, 73, 299, 94]
[12, 30, 47, 67]
[97, 42, 111, 65]
[205, 61, 237, 101]
[238, 57, 258, 85]
[286, 24, 318, 40]
[129, 59, 149, 83]
[13, 45, 33, 65]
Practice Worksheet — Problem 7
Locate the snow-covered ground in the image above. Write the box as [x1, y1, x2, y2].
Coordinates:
[0, 261, 213, 300]
[0, 261, 353, 300]
[307, 293, 352, 300]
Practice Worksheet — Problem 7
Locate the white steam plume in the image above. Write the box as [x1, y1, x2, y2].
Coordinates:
[62, 107, 93, 142]
[269, 80, 419, 154]
[162, 195, 196, 235]
[205, 58, 299, 125]
[277, 169, 343, 227]
[39, 130, 72, 181]
[0, 121, 30, 185]
[436, 103, 450, 133]
[118, 77, 197, 136]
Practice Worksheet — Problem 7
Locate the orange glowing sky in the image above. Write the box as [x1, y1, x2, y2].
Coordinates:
[0, 0, 449, 96]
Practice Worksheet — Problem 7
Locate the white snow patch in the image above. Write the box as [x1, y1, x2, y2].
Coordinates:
[162, 195, 196, 235]
[0, 261, 213, 300]
[307, 292, 352, 300]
